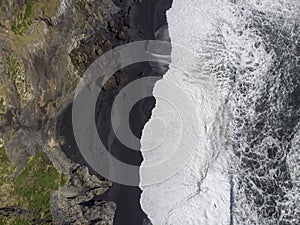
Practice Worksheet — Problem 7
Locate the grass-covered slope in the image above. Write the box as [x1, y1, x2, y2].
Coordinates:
[0, 148, 67, 224]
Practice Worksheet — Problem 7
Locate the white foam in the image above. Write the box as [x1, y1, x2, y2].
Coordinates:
[140, 0, 300, 224]
[140, 0, 234, 223]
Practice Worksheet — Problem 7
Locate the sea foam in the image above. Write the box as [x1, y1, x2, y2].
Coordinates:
[140, 0, 300, 224]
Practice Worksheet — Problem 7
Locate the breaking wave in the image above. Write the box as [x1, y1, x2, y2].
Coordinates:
[140, 0, 300, 224]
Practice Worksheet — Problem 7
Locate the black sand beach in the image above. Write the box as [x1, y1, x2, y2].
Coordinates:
[57, 0, 173, 224]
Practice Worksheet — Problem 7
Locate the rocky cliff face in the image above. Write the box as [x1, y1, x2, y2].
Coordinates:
[0, 0, 120, 224]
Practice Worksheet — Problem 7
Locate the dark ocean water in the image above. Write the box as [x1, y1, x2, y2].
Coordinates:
[228, 6, 300, 224]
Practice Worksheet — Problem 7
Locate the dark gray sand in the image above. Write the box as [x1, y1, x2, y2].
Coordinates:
[57, 0, 173, 225]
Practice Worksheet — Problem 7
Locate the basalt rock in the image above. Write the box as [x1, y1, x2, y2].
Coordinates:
[117, 31, 126, 40]
[51, 166, 116, 225]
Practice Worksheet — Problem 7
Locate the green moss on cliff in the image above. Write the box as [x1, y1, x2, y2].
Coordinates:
[0, 147, 16, 187]
[6, 54, 22, 81]
[0, 148, 67, 224]
[11, 0, 61, 36]
[0, 217, 30, 225]
[11, 0, 35, 35]
[0, 96, 6, 114]
[6, 53, 32, 105]
[13, 151, 67, 221]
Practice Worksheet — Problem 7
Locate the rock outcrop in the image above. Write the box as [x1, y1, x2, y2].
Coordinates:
[0, 0, 120, 223]
[51, 166, 116, 225]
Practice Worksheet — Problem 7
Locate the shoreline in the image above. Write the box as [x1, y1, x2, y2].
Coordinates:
[98, 1, 173, 225]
